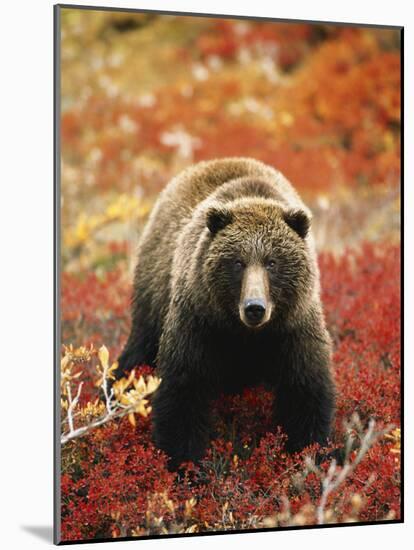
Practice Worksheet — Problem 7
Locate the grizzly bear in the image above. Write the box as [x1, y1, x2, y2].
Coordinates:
[114, 157, 336, 470]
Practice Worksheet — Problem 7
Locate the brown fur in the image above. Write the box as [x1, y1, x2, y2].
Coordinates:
[115, 158, 336, 469]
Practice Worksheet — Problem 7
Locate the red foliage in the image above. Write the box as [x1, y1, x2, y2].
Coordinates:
[60, 242, 401, 541]
[61, 26, 400, 195]
[321, 243, 400, 428]
[61, 269, 131, 354]
[195, 20, 314, 70]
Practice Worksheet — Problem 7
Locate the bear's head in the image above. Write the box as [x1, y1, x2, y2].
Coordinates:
[203, 198, 314, 329]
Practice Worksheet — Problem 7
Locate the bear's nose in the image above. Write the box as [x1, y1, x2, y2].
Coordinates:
[244, 299, 266, 325]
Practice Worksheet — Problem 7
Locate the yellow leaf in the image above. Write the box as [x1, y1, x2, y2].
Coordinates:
[107, 361, 118, 380]
[134, 375, 146, 393]
[146, 375, 161, 394]
[135, 400, 149, 417]
[98, 345, 109, 368]
[120, 395, 130, 405]
[127, 369, 136, 386]
[61, 355, 70, 369]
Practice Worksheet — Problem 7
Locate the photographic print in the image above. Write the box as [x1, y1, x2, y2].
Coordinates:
[54, 4, 402, 544]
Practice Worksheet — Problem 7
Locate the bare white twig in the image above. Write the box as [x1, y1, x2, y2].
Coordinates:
[65, 381, 83, 435]
[61, 406, 130, 445]
[101, 360, 113, 415]
[316, 418, 394, 524]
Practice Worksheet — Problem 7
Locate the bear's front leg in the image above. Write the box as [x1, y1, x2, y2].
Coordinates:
[273, 325, 336, 453]
[151, 375, 212, 470]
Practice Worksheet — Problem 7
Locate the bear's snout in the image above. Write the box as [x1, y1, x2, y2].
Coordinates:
[239, 264, 272, 328]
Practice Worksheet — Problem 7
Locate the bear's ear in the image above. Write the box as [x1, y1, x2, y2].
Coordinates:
[283, 209, 311, 239]
[206, 207, 233, 235]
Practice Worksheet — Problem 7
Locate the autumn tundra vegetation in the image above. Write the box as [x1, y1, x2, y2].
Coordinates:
[59, 10, 401, 542]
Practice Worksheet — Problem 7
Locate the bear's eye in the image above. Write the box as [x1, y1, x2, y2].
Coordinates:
[234, 260, 244, 271]
[266, 259, 276, 270]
